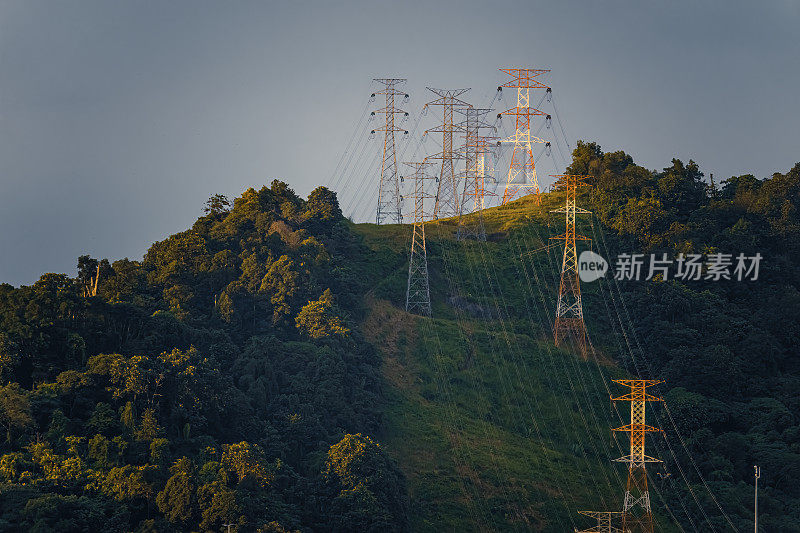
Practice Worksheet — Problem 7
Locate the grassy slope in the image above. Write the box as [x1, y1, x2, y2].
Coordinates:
[352, 195, 681, 532]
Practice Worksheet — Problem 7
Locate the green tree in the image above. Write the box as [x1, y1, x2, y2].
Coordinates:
[260, 256, 300, 323]
[304, 186, 342, 233]
[87, 402, 118, 436]
[149, 437, 170, 466]
[295, 289, 349, 339]
[88, 434, 110, 469]
[156, 470, 196, 525]
[136, 408, 161, 441]
[221, 441, 269, 485]
[198, 480, 239, 531]
[0, 383, 32, 444]
[323, 434, 409, 532]
[205, 194, 232, 217]
[100, 465, 155, 502]
[657, 158, 706, 217]
[0, 452, 30, 481]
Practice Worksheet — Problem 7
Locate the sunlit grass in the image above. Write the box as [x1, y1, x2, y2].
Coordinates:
[354, 197, 679, 531]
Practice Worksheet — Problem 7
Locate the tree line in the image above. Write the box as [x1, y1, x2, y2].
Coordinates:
[0, 181, 409, 532]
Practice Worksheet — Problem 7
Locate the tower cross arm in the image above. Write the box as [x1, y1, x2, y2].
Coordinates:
[499, 68, 551, 89]
[423, 149, 465, 160]
[500, 106, 549, 117]
[456, 120, 496, 133]
[613, 453, 663, 464]
[578, 511, 624, 519]
[372, 125, 410, 133]
[611, 423, 663, 433]
[551, 174, 592, 189]
[426, 125, 475, 135]
[372, 78, 408, 90]
[550, 233, 592, 242]
[501, 132, 547, 144]
[424, 87, 471, 107]
[613, 379, 664, 386]
[611, 392, 664, 402]
[576, 510, 624, 533]
[372, 105, 408, 115]
[551, 207, 592, 214]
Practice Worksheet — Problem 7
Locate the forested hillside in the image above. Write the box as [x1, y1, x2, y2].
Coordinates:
[0, 183, 407, 531]
[569, 143, 800, 531]
[350, 143, 800, 531]
[0, 143, 798, 532]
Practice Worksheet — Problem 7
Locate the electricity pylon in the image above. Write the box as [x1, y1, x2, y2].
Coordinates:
[550, 174, 591, 356]
[373, 79, 409, 224]
[575, 510, 623, 533]
[611, 379, 664, 533]
[475, 136, 499, 211]
[404, 161, 435, 316]
[456, 107, 496, 240]
[499, 68, 549, 205]
[457, 135, 499, 240]
[424, 88, 471, 219]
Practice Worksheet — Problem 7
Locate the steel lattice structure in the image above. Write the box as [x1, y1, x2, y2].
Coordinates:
[611, 380, 664, 533]
[404, 161, 435, 316]
[424, 88, 471, 220]
[575, 510, 624, 533]
[550, 174, 591, 356]
[373, 78, 409, 224]
[456, 107, 496, 241]
[499, 68, 550, 205]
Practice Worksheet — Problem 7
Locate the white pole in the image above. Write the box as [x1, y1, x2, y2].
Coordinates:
[754, 465, 760, 533]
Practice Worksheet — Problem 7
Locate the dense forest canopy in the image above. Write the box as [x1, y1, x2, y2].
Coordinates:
[0, 144, 798, 531]
[0, 181, 407, 532]
[569, 142, 800, 531]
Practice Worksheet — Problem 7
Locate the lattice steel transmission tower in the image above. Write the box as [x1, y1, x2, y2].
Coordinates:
[456, 107, 496, 241]
[373, 78, 409, 224]
[498, 68, 550, 205]
[575, 510, 623, 533]
[424, 88, 471, 219]
[551, 174, 592, 356]
[404, 161, 435, 316]
[611, 380, 664, 533]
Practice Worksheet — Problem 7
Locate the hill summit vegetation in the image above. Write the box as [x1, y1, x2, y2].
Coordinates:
[0, 142, 798, 531]
[0, 181, 407, 532]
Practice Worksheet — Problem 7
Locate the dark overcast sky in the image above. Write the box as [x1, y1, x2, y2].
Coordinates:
[1, 0, 798, 286]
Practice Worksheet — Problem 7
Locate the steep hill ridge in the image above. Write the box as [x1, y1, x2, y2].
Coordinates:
[0, 141, 797, 531]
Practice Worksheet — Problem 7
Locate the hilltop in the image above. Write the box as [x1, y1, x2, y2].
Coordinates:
[0, 142, 798, 531]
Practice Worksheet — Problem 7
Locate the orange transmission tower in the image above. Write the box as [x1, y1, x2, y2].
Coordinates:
[403, 161, 435, 316]
[575, 510, 623, 533]
[456, 107, 496, 241]
[424, 88, 471, 219]
[611, 379, 664, 533]
[498, 68, 550, 205]
[373, 78, 409, 224]
[550, 174, 592, 356]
